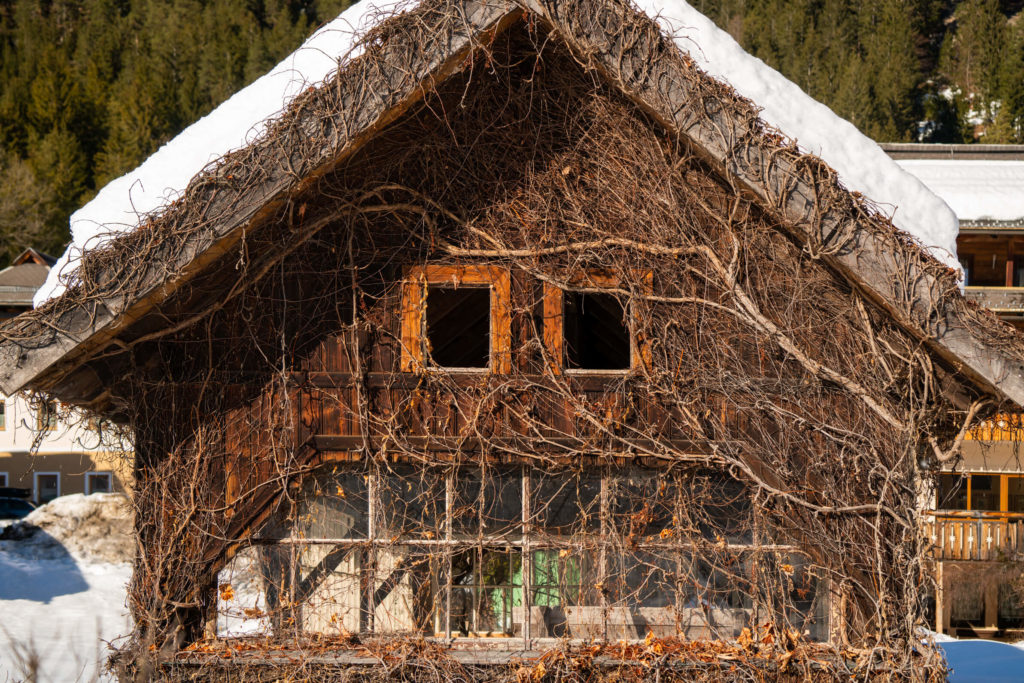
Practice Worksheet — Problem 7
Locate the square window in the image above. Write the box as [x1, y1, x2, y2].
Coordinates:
[401, 266, 511, 373]
[86, 472, 112, 495]
[425, 286, 490, 368]
[564, 291, 631, 370]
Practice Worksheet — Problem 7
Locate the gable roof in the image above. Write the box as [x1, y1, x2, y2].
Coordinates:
[35, 0, 959, 307]
[2, 0, 1023, 411]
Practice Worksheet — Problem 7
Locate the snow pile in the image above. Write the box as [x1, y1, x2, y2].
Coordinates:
[0, 494, 133, 682]
[36, 0, 960, 306]
[0, 493, 133, 564]
[936, 638, 1024, 683]
[895, 160, 1024, 223]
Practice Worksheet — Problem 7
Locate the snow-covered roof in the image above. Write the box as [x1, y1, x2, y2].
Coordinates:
[894, 159, 1024, 224]
[36, 0, 959, 305]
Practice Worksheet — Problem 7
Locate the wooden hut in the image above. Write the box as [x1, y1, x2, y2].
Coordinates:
[2, 0, 1023, 679]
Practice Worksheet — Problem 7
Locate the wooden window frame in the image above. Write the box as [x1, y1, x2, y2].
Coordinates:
[400, 265, 511, 373]
[542, 270, 652, 375]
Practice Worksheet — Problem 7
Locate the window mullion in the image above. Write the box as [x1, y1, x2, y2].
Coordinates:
[445, 470, 453, 641]
[522, 465, 532, 646]
[600, 469, 609, 640]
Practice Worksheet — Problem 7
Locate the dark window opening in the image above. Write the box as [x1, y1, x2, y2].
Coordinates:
[425, 286, 490, 368]
[564, 292, 630, 370]
[937, 474, 967, 511]
[971, 474, 1000, 512]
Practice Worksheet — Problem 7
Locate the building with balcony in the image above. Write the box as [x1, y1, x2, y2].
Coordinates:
[885, 143, 1024, 638]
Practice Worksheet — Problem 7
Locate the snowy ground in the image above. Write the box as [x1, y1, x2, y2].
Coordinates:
[931, 632, 1024, 683]
[0, 494, 133, 683]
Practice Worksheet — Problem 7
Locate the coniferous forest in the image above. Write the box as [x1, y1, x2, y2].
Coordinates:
[1, 0, 1023, 267]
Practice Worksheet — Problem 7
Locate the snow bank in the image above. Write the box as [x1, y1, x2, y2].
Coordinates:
[895, 160, 1024, 223]
[36, 0, 960, 305]
[634, 0, 959, 269]
[0, 494, 133, 682]
[0, 493, 133, 564]
[937, 638, 1024, 683]
[0, 557, 131, 683]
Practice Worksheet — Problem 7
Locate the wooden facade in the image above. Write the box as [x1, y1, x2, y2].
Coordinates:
[4, 2, 1024, 679]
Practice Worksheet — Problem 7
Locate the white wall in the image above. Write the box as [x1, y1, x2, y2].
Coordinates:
[0, 393, 105, 455]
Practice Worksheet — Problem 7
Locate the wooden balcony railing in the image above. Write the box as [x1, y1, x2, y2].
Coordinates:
[964, 286, 1024, 314]
[925, 511, 1024, 562]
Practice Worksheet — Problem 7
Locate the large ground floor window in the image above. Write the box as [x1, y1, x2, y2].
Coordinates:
[221, 463, 828, 643]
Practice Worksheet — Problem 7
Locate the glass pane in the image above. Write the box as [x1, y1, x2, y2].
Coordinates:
[378, 466, 445, 539]
[451, 467, 521, 536]
[531, 471, 601, 535]
[89, 474, 111, 493]
[607, 471, 675, 537]
[937, 473, 968, 510]
[1008, 477, 1024, 514]
[445, 549, 522, 636]
[298, 469, 370, 539]
[298, 544, 362, 635]
[675, 473, 752, 544]
[531, 549, 599, 638]
[971, 475, 1000, 512]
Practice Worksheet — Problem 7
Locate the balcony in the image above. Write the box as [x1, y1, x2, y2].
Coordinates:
[925, 511, 1024, 562]
[964, 287, 1024, 315]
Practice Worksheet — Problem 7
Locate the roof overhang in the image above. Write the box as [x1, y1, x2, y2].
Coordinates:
[1, 0, 1023, 412]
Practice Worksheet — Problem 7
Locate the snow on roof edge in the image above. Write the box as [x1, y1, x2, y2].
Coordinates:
[36, 0, 961, 307]
[34, 0, 418, 306]
[634, 0, 959, 272]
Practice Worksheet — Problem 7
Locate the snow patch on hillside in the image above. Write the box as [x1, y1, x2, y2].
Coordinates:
[36, 0, 960, 305]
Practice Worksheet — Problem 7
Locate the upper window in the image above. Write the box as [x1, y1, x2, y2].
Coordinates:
[563, 291, 630, 370]
[0, 398, 5, 430]
[37, 401, 57, 432]
[542, 271, 650, 373]
[401, 266, 511, 373]
[936, 473, 1024, 513]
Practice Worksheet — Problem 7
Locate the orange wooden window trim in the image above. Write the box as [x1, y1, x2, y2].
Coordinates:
[541, 270, 653, 374]
[401, 265, 512, 373]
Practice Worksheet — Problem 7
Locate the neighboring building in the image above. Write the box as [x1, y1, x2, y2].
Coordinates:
[0, 248, 129, 504]
[884, 143, 1024, 638]
[0, 248, 54, 320]
[2, 1, 1023, 680]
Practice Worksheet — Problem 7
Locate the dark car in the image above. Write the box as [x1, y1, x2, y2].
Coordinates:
[0, 487, 35, 520]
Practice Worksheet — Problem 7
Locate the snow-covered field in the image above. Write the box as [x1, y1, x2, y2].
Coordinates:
[0, 494, 133, 683]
